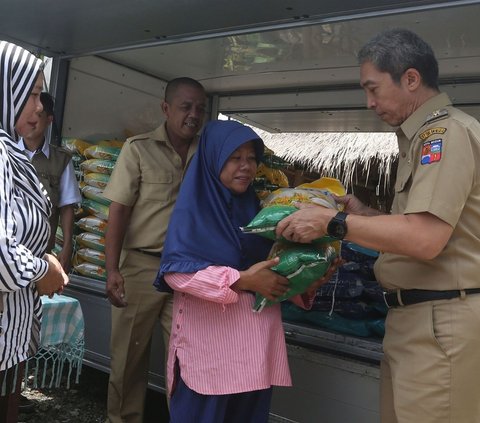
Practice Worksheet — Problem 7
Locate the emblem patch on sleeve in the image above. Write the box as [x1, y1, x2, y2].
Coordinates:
[421, 139, 442, 165]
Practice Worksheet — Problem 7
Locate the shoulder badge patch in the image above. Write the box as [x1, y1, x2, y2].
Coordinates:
[419, 127, 447, 140]
[421, 139, 443, 165]
[425, 108, 448, 124]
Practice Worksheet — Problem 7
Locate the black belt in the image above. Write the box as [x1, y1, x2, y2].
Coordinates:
[134, 249, 162, 258]
[383, 288, 480, 308]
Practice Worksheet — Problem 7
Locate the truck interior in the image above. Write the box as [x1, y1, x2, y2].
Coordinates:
[3, 2, 480, 421]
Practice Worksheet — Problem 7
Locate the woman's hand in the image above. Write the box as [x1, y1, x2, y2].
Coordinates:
[36, 254, 69, 297]
[305, 257, 345, 296]
[234, 257, 290, 301]
[335, 194, 383, 216]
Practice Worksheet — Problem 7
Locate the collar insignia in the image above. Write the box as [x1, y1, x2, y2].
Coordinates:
[425, 109, 448, 124]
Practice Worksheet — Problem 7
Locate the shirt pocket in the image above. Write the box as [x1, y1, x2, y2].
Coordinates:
[394, 167, 412, 193]
[141, 170, 173, 201]
[38, 172, 61, 206]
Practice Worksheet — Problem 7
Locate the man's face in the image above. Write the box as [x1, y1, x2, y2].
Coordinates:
[162, 85, 207, 142]
[360, 61, 413, 127]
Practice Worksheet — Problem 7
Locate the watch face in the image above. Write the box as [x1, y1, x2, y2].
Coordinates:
[332, 223, 346, 238]
[327, 212, 348, 240]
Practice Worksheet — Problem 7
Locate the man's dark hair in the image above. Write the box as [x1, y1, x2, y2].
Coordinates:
[164, 77, 205, 103]
[358, 28, 439, 90]
[40, 92, 55, 117]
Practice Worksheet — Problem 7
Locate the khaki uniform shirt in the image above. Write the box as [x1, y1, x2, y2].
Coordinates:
[375, 93, 480, 290]
[103, 123, 198, 253]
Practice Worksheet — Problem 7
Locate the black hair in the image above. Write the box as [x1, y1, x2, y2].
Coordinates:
[164, 77, 206, 103]
[358, 28, 439, 90]
[40, 92, 55, 116]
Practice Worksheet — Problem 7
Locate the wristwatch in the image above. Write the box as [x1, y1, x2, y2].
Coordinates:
[327, 211, 348, 240]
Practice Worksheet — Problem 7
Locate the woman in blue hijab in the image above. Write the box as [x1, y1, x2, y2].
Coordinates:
[155, 120, 311, 423]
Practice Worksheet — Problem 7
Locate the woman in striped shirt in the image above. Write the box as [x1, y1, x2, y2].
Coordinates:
[0, 41, 68, 423]
[155, 120, 335, 423]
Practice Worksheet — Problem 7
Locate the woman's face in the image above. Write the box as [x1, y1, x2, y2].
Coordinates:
[220, 141, 258, 194]
[15, 73, 44, 136]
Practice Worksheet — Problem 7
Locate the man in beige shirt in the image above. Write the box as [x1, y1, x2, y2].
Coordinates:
[277, 29, 480, 423]
[103, 77, 207, 423]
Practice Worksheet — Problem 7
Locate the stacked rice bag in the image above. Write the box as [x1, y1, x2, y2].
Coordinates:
[63, 137, 124, 282]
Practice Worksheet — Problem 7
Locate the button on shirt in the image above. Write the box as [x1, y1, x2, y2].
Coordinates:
[165, 266, 314, 396]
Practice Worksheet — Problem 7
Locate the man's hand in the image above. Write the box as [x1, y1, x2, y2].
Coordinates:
[276, 203, 337, 243]
[106, 269, 127, 307]
[57, 247, 72, 273]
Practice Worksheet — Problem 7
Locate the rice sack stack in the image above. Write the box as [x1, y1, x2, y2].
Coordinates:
[72, 140, 122, 282]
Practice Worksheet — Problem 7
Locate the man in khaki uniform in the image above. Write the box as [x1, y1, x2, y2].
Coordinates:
[103, 77, 207, 423]
[276, 29, 480, 423]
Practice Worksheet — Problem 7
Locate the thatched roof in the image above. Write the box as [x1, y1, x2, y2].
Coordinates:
[256, 129, 399, 192]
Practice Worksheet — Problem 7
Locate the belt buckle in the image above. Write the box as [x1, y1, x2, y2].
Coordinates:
[383, 291, 392, 309]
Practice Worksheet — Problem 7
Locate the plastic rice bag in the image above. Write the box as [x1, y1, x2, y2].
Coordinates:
[73, 260, 107, 281]
[242, 177, 345, 243]
[80, 159, 115, 175]
[84, 172, 110, 189]
[76, 232, 106, 252]
[81, 199, 109, 221]
[84, 145, 121, 161]
[253, 243, 337, 312]
[81, 185, 111, 206]
[76, 216, 107, 236]
[76, 247, 106, 266]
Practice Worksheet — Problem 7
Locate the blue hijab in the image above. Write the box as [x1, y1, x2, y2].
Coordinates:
[155, 120, 273, 289]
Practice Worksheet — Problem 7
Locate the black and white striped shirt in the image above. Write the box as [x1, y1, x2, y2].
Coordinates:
[0, 41, 51, 371]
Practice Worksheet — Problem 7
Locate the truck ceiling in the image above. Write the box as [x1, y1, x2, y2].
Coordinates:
[2, 0, 480, 132]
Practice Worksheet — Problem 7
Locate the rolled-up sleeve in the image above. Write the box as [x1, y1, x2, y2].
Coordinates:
[165, 266, 241, 304]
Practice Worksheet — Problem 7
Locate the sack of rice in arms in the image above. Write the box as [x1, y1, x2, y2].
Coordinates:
[242, 177, 346, 243]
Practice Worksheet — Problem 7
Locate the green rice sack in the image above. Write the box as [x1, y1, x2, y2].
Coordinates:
[241, 186, 340, 243]
[241, 205, 297, 240]
[253, 243, 337, 312]
[84, 172, 110, 189]
[81, 199, 109, 221]
[241, 204, 336, 244]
